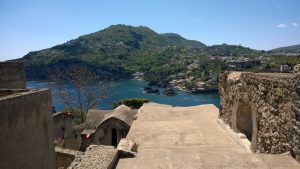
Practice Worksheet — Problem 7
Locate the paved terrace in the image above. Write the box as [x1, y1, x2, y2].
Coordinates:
[117, 103, 299, 169]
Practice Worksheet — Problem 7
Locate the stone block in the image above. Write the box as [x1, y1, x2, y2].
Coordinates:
[117, 139, 137, 158]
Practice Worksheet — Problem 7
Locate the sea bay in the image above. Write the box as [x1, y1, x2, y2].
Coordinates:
[27, 80, 220, 111]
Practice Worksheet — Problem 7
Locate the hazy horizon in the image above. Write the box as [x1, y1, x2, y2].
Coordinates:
[1, 0, 300, 61]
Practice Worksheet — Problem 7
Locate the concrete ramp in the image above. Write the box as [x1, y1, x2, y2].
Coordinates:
[116, 103, 299, 169]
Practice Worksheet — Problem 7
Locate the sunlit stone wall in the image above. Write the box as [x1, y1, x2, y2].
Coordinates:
[219, 71, 298, 159]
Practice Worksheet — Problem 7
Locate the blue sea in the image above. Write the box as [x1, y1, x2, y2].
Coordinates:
[27, 80, 220, 111]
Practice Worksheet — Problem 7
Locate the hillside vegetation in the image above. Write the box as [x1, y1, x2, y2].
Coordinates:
[21, 25, 207, 79]
[19, 24, 299, 85]
[269, 44, 300, 54]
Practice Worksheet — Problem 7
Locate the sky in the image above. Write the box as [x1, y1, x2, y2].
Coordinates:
[0, 0, 300, 61]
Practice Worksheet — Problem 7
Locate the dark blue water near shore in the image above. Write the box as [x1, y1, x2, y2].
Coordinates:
[27, 80, 220, 111]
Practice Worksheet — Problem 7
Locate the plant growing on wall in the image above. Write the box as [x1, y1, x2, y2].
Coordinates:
[51, 64, 108, 123]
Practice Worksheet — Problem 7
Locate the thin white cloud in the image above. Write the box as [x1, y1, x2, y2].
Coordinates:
[292, 22, 299, 26]
[276, 24, 287, 28]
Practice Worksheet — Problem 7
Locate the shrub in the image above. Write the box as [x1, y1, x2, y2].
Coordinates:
[112, 98, 149, 109]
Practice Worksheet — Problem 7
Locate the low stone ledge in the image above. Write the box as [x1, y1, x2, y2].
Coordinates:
[0, 89, 29, 97]
[55, 147, 83, 156]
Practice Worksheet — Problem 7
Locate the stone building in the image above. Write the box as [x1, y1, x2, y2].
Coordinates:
[219, 71, 300, 161]
[280, 64, 292, 72]
[0, 61, 56, 169]
[52, 112, 83, 150]
[81, 105, 137, 149]
[53, 112, 73, 140]
[0, 89, 56, 169]
[0, 62, 26, 89]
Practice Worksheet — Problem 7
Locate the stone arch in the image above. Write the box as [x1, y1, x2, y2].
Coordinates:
[231, 98, 258, 152]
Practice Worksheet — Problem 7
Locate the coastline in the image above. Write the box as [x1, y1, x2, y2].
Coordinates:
[27, 79, 220, 111]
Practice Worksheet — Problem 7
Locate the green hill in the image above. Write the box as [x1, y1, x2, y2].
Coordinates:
[161, 33, 205, 48]
[19, 24, 265, 80]
[205, 44, 258, 56]
[269, 44, 300, 54]
[20, 24, 207, 79]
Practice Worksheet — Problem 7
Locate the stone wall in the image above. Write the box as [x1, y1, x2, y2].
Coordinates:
[0, 62, 25, 89]
[0, 89, 56, 169]
[292, 73, 300, 161]
[53, 112, 81, 150]
[219, 72, 298, 157]
[56, 152, 75, 169]
[53, 112, 73, 139]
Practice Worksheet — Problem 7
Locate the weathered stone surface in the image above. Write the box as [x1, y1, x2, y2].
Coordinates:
[68, 145, 118, 169]
[0, 89, 56, 169]
[52, 112, 80, 150]
[0, 61, 25, 89]
[293, 59, 300, 74]
[293, 73, 300, 161]
[55, 147, 82, 169]
[117, 138, 136, 152]
[219, 71, 300, 161]
[117, 103, 300, 168]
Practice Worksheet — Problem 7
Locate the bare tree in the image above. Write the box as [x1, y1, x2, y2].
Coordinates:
[51, 64, 107, 123]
